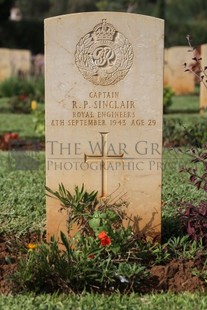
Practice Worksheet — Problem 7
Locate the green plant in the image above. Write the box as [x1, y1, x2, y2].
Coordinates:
[166, 236, 204, 260]
[192, 260, 207, 284]
[8, 95, 32, 113]
[32, 105, 45, 137]
[0, 77, 34, 98]
[0, 76, 44, 100]
[163, 86, 174, 113]
[13, 185, 150, 293]
[179, 148, 207, 244]
[163, 118, 207, 147]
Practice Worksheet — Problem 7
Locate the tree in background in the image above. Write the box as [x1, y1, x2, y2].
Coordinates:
[165, 0, 207, 47]
[2, 0, 207, 53]
[156, 0, 165, 19]
[16, 0, 50, 21]
[16, 0, 97, 19]
[95, 0, 157, 14]
[0, 0, 15, 21]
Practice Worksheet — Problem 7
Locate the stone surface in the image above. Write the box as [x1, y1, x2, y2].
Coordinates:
[0, 49, 31, 81]
[165, 46, 195, 95]
[200, 44, 207, 113]
[45, 12, 164, 242]
[10, 49, 31, 76]
[0, 49, 12, 82]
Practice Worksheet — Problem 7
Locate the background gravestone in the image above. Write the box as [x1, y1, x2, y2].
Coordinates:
[10, 49, 31, 76]
[200, 44, 207, 113]
[0, 48, 12, 82]
[45, 12, 164, 242]
[165, 46, 195, 95]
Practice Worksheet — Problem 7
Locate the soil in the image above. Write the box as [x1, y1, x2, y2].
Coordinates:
[0, 233, 206, 295]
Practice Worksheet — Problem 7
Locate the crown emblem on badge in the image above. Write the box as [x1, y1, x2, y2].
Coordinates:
[75, 19, 134, 86]
[93, 19, 116, 41]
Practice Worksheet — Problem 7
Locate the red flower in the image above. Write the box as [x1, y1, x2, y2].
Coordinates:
[3, 132, 19, 143]
[88, 254, 95, 259]
[100, 236, 111, 246]
[19, 94, 27, 101]
[98, 231, 108, 240]
[98, 231, 111, 247]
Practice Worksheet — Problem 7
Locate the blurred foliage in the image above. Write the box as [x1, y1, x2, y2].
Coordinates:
[1, 0, 207, 52]
[0, 0, 14, 21]
[16, 0, 50, 21]
[0, 20, 44, 53]
[163, 86, 174, 114]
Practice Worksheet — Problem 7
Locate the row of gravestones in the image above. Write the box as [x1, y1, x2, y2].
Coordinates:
[0, 45, 206, 111]
[0, 49, 44, 81]
[1, 13, 207, 244]
[164, 45, 207, 112]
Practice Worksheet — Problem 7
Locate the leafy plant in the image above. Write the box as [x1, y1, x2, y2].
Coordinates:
[32, 104, 45, 137]
[0, 76, 44, 100]
[179, 148, 207, 244]
[13, 184, 151, 293]
[0, 76, 44, 113]
[163, 118, 207, 147]
[163, 86, 174, 113]
[192, 260, 207, 283]
[8, 95, 32, 113]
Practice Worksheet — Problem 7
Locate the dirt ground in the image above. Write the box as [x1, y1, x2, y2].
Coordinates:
[0, 233, 206, 295]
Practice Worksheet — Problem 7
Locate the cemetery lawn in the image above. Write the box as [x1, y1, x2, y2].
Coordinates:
[0, 94, 207, 307]
[0, 113, 40, 140]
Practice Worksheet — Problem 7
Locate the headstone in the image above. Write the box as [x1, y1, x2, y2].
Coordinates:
[165, 46, 195, 95]
[45, 12, 164, 242]
[0, 49, 12, 82]
[200, 44, 207, 113]
[10, 49, 31, 77]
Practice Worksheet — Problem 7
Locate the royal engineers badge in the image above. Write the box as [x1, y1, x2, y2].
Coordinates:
[75, 19, 134, 86]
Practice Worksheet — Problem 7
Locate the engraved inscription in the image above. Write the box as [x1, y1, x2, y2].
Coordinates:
[51, 90, 158, 127]
[75, 19, 134, 86]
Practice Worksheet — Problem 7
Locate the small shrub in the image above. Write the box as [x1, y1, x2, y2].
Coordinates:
[32, 105, 45, 137]
[9, 95, 31, 113]
[163, 118, 207, 147]
[163, 86, 174, 113]
[13, 185, 151, 293]
[0, 77, 33, 98]
[179, 148, 207, 244]
[180, 201, 207, 245]
[0, 76, 44, 101]
[0, 76, 45, 114]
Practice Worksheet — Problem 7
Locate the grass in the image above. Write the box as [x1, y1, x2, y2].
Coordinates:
[0, 113, 40, 139]
[165, 92, 207, 124]
[1, 292, 207, 309]
[0, 93, 207, 306]
[167, 94, 199, 114]
[0, 152, 45, 235]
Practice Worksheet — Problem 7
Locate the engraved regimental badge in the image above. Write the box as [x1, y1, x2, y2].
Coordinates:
[75, 19, 134, 86]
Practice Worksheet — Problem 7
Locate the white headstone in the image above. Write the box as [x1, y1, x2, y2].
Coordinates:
[200, 44, 207, 113]
[0, 49, 12, 82]
[45, 12, 164, 242]
[165, 46, 195, 95]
